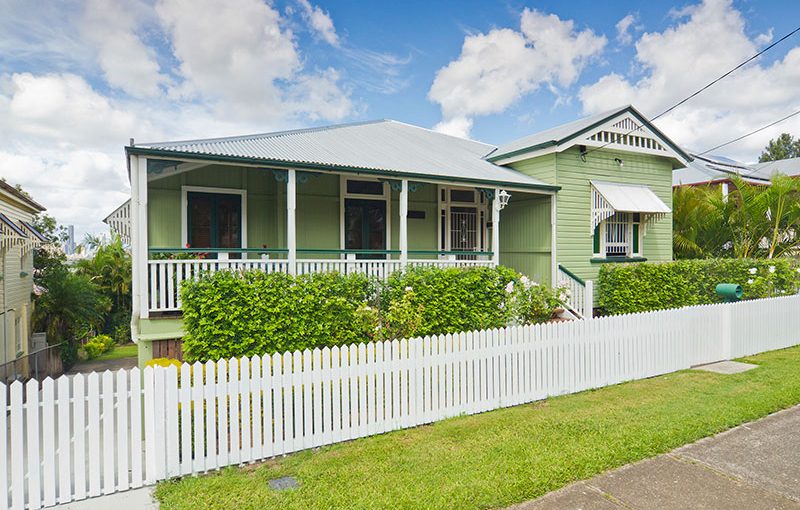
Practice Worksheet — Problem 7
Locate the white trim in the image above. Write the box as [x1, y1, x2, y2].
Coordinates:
[593, 212, 643, 258]
[438, 185, 489, 256]
[287, 170, 296, 274]
[180, 185, 247, 250]
[399, 179, 408, 267]
[339, 176, 391, 259]
[491, 111, 689, 167]
[550, 194, 557, 285]
[137, 156, 149, 320]
[491, 188, 500, 266]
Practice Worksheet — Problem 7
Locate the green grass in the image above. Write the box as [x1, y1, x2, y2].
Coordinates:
[86, 343, 138, 362]
[156, 346, 800, 510]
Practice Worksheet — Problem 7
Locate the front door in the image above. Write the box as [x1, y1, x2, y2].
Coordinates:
[345, 199, 386, 259]
[187, 192, 242, 256]
[450, 206, 478, 259]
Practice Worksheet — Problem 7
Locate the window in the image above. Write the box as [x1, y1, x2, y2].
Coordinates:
[187, 191, 242, 250]
[450, 189, 475, 203]
[346, 180, 384, 195]
[594, 212, 641, 258]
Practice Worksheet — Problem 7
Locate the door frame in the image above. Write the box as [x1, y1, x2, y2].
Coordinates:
[437, 185, 488, 256]
[181, 185, 247, 249]
[339, 176, 391, 258]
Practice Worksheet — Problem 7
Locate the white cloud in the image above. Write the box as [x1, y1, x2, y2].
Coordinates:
[0, 0, 361, 239]
[81, 0, 168, 97]
[616, 14, 637, 45]
[297, 0, 339, 46]
[1, 73, 143, 148]
[429, 8, 606, 137]
[579, 0, 800, 161]
[432, 116, 473, 139]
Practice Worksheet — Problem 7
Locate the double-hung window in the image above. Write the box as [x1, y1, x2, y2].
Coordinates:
[593, 212, 641, 258]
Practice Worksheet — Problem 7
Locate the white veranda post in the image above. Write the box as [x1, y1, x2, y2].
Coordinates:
[399, 179, 408, 267]
[287, 169, 297, 275]
[492, 188, 500, 266]
[136, 156, 149, 319]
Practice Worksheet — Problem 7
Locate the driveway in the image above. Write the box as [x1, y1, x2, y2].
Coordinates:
[66, 356, 137, 374]
[511, 404, 800, 509]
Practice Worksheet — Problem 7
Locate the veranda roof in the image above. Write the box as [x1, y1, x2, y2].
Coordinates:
[126, 120, 558, 192]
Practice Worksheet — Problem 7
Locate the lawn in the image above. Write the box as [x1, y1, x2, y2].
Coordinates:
[155, 346, 800, 510]
[91, 342, 138, 361]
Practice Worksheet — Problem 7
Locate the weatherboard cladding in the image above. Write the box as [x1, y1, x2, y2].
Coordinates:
[134, 120, 555, 190]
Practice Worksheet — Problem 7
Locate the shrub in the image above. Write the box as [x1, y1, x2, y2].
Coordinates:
[381, 265, 557, 336]
[598, 258, 800, 315]
[180, 270, 377, 362]
[146, 358, 183, 369]
[181, 266, 565, 362]
[81, 334, 115, 360]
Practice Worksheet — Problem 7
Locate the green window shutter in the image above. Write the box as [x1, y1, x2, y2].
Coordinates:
[632, 223, 639, 254]
[593, 224, 601, 254]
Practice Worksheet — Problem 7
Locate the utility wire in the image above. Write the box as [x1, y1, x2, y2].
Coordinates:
[697, 108, 800, 155]
[581, 25, 800, 158]
[651, 26, 800, 122]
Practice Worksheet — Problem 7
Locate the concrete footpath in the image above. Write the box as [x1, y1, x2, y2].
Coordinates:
[511, 404, 800, 509]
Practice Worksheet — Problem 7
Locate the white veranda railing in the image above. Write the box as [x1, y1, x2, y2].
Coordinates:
[557, 264, 593, 319]
[147, 258, 495, 312]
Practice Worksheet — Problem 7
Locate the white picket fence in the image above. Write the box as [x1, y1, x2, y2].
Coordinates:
[4, 294, 800, 509]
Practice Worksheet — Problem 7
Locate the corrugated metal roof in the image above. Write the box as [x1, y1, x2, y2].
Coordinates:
[133, 120, 555, 190]
[489, 105, 691, 166]
[591, 180, 671, 214]
[672, 153, 775, 186]
[491, 106, 630, 159]
[748, 157, 800, 180]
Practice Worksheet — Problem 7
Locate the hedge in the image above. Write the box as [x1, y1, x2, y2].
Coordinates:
[598, 258, 800, 315]
[181, 271, 376, 362]
[181, 266, 562, 362]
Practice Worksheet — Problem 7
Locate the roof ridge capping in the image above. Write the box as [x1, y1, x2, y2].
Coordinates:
[133, 119, 391, 148]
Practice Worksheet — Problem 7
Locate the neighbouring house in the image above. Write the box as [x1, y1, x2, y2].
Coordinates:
[108, 104, 689, 364]
[0, 180, 48, 381]
[672, 154, 800, 194]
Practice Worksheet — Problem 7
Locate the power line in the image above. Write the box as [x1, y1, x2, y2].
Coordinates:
[697, 108, 800, 155]
[651, 25, 800, 122]
[582, 25, 800, 158]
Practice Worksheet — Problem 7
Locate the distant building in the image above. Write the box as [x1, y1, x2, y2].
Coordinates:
[64, 225, 76, 255]
[673, 154, 800, 193]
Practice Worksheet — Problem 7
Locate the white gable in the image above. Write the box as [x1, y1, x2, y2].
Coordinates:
[581, 112, 673, 159]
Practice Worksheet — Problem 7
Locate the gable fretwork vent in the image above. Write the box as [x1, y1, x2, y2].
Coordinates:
[612, 118, 640, 131]
[588, 130, 666, 152]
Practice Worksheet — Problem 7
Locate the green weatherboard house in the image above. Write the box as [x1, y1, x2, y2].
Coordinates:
[106, 105, 689, 365]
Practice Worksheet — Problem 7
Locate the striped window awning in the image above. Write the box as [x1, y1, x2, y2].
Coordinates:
[590, 180, 670, 233]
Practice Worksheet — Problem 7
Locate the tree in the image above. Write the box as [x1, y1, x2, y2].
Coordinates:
[672, 175, 800, 259]
[759, 133, 800, 162]
[32, 265, 109, 368]
[74, 235, 132, 341]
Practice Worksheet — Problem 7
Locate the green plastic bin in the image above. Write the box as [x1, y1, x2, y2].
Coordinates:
[715, 283, 743, 302]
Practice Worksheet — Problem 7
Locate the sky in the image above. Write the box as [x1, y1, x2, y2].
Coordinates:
[1, 0, 799, 239]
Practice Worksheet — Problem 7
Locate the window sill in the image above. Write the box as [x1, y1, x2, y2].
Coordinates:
[590, 256, 647, 264]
